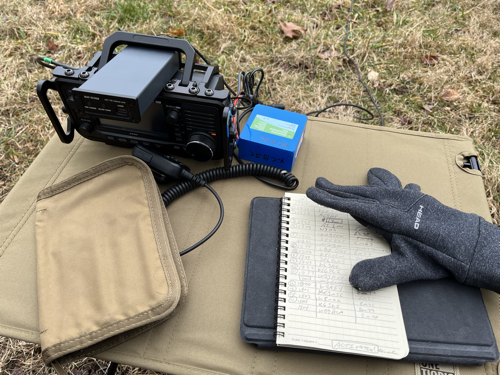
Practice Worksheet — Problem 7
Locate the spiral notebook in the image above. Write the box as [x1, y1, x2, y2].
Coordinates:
[240, 197, 499, 365]
[275, 193, 409, 359]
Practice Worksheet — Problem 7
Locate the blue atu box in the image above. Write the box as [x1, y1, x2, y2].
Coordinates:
[237, 105, 307, 171]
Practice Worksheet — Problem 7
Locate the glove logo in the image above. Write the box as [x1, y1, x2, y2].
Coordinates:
[414, 205, 424, 229]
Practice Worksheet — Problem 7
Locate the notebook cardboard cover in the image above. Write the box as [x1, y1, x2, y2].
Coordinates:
[240, 197, 499, 365]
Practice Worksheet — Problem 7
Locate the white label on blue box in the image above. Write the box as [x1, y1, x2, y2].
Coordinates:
[250, 115, 299, 140]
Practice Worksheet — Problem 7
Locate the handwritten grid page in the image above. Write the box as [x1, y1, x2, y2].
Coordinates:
[276, 193, 409, 360]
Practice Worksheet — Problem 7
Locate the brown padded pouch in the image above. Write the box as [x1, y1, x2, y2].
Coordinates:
[34, 155, 187, 365]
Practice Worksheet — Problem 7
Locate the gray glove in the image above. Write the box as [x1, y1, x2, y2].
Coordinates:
[306, 168, 500, 293]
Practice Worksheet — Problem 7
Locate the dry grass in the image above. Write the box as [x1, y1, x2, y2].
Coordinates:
[1, 0, 500, 373]
[0, 337, 163, 374]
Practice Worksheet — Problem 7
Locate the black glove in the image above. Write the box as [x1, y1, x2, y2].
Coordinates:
[306, 168, 500, 293]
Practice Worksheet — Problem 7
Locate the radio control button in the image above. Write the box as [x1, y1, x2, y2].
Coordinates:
[79, 121, 95, 137]
[166, 109, 180, 125]
[186, 133, 216, 162]
[118, 138, 127, 143]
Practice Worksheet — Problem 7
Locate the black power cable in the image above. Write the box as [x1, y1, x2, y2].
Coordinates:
[309, 0, 384, 125]
[234, 68, 265, 134]
[191, 45, 266, 134]
[306, 103, 374, 121]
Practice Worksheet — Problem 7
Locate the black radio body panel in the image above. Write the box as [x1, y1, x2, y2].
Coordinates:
[52, 70, 230, 161]
[37, 32, 233, 168]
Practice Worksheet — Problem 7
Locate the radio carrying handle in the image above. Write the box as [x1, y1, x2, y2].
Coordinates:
[36, 79, 74, 144]
[98, 32, 196, 87]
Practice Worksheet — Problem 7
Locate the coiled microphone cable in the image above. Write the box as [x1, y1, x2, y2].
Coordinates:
[133, 145, 299, 256]
[162, 163, 298, 206]
[163, 162, 298, 255]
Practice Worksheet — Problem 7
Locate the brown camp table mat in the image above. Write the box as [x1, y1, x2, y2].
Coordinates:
[1, 118, 499, 375]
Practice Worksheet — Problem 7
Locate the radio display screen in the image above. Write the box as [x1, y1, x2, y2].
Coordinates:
[99, 102, 167, 135]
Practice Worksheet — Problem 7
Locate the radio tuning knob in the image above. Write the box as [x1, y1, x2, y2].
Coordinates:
[186, 133, 216, 162]
[79, 120, 94, 137]
[166, 109, 180, 125]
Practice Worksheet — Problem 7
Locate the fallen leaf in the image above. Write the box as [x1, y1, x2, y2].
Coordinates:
[47, 38, 59, 53]
[279, 21, 306, 38]
[385, 0, 396, 11]
[423, 104, 435, 112]
[168, 29, 184, 36]
[367, 69, 379, 81]
[317, 49, 336, 59]
[441, 88, 460, 102]
[13, 154, 19, 163]
[421, 54, 440, 65]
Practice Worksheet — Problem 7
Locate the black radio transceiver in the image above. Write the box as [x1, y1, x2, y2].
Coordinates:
[37, 32, 233, 168]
